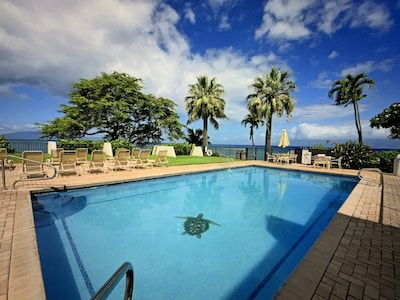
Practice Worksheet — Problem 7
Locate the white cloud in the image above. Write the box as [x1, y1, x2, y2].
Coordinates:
[184, 6, 196, 24]
[328, 50, 339, 59]
[309, 72, 333, 89]
[0, 0, 395, 148]
[340, 59, 393, 76]
[292, 122, 357, 140]
[351, 1, 393, 31]
[292, 104, 360, 122]
[255, 0, 393, 42]
[207, 0, 237, 10]
[219, 15, 231, 31]
[1, 0, 289, 126]
[255, 0, 313, 40]
[317, 0, 351, 34]
[291, 119, 390, 141]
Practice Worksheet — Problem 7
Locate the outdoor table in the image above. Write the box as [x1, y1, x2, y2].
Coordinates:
[313, 156, 331, 168]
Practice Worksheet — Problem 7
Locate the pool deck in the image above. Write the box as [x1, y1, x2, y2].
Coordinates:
[1, 161, 399, 299]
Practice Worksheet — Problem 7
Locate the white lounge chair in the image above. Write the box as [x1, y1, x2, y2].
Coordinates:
[0, 148, 15, 171]
[109, 148, 132, 171]
[134, 149, 153, 168]
[330, 156, 343, 169]
[313, 155, 331, 168]
[21, 151, 46, 178]
[50, 148, 63, 165]
[131, 148, 141, 161]
[76, 148, 88, 165]
[85, 150, 107, 173]
[152, 150, 169, 167]
[266, 152, 277, 163]
[58, 150, 79, 176]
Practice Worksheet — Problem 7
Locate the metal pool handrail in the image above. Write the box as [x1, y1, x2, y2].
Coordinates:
[357, 168, 383, 186]
[1, 154, 57, 190]
[91, 261, 134, 300]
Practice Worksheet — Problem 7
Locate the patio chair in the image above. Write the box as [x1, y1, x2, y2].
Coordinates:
[313, 155, 331, 168]
[85, 150, 107, 173]
[131, 148, 141, 162]
[276, 153, 290, 164]
[288, 153, 298, 164]
[58, 150, 79, 176]
[266, 152, 277, 163]
[76, 148, 88, 165]
[134, 149, 153, 168]
[152, 150, 169, 167]
[50, 148, 63, 165]
[109, 148, 132, 171]
[21, 151, 46, 179]
[0, 148, 15, 171]
[330, 156, 343, 169]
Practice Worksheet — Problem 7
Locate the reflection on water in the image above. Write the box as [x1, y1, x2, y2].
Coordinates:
[33, 195, 87, 227]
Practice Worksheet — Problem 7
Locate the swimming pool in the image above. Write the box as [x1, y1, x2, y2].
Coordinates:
[32, 166, 358, 299]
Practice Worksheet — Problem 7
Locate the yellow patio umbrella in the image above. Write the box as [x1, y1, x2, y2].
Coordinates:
[278, 129, 290, 148]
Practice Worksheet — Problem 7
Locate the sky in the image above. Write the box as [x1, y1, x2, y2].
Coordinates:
[1, 0, 399, 149]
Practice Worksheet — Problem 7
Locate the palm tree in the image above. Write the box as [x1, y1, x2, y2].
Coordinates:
[328, 73, 375, 144]
[247, 67, 297, 160]
[185, 76, 227, 152]
[185, 128, 206, 146]
[241, 113, 264, 159]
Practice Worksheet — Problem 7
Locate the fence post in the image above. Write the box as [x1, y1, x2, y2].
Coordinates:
[48, 141, 57, 154]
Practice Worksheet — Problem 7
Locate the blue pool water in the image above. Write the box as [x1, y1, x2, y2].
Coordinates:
[33, 166, 358, 300]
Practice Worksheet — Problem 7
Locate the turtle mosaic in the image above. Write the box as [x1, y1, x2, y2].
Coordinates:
[176, 213, 221, 238]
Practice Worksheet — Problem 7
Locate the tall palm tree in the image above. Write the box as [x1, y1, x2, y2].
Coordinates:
[185, 75, 227, 151]
[328, 73, 375, 144]
[247, 67, 297, 160]
[241, 113, 264, 159]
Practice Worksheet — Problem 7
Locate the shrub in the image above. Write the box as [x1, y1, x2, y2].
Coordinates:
[0, 135, 15, 152]
[110, 140, 132, 152]
[310, 143, 327, 150]
[57, 139, 102, 152]
[374, 150, 400, 173]
[332, 141, 373, 169]
[167, 143, 193, 155]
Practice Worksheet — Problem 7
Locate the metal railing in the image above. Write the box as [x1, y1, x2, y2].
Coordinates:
[1, 154, 57, 190]
[91, 262, 134, 300]
[357, 168, 383, 186]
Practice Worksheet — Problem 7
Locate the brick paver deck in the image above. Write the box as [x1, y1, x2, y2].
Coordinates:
[1, 161, 399, 299]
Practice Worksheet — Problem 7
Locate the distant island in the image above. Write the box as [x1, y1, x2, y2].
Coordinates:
[4, 131, 42, 140]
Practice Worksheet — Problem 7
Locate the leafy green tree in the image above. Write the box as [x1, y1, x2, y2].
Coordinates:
[328, 73, 375, 144]
[370, 102, 400, 139]
[185, 76, 227, 152]
[241, 113, 264, 159]
[247, 66, 297, 159]
[39, 72, 184, 145]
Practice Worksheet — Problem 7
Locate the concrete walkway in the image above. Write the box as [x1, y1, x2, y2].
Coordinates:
[1, 161, 399, 299]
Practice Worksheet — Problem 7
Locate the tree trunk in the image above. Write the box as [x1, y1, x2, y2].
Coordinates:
[353, 100, 363, 144]
[250, 134, 256, 160]
[264, 117, 272, 160]
[250, 126, 256, 160]
[202, 117, 208, 153]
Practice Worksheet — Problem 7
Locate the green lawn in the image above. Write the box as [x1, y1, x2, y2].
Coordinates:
[6, 153, 238, 166]
[164, 155, 237, 166]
